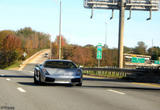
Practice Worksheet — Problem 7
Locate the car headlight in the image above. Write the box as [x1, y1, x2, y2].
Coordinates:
[42, 68, 50, 75]
[75, 70, 81, 76]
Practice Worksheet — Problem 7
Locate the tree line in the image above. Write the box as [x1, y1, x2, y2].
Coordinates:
[0, 27, 50, 69]
[52, 36, 160, 67]
[0, 29, 159, 69]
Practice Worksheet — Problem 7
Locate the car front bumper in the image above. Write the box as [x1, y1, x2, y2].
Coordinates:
[44, 75, 82, 84]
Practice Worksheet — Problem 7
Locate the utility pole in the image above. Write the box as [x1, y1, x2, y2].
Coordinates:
[118, 0, 125, 68]
[58, 0, 62, 59]
[50, 36, 52, 59]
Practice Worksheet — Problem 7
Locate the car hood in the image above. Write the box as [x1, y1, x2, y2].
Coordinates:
[45, 68, 77, 76]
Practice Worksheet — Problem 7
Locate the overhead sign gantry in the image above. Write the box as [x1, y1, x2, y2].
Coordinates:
[84, 0, 159, 68]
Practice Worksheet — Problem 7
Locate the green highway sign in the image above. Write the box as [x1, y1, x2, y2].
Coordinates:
[131, 57, 145, 63]
[97, 43, 102, 60]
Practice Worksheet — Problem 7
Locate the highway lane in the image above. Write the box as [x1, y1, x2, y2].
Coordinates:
[0, 68, 160, 110]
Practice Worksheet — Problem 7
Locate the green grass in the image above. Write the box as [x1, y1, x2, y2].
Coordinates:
[4, 61, 22, 70]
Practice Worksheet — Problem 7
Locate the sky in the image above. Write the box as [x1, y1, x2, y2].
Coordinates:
[0, 0, 160, 48]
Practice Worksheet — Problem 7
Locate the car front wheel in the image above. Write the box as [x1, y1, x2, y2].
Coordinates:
[76, 83, 82, 86]
[34, 75, 39, 84]
[34, 71, 42, 85]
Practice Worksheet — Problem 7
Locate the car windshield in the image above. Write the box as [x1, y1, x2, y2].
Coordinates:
[43, 61, 77, 69]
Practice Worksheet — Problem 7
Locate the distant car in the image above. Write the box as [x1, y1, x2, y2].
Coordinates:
[44, 53, 48, 58]
[34, 60, 83, 86]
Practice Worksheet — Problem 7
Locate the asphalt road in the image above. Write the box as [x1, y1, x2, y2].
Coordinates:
[0, 65, 160, 110]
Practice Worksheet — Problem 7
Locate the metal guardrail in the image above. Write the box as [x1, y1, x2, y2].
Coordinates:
[82, 67, 139, 73]
[81, 67, 160, 78]
[82, 66, 160, 73]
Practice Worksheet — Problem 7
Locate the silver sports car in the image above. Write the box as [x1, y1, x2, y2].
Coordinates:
[34, 60, 83, 86]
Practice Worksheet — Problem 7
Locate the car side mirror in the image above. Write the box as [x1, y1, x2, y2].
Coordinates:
[78, 65, 83, 69]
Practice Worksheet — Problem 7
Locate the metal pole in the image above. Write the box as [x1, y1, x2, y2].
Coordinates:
[151, 38, 153, 62]
[98, 60, 100, 68]
[59, 0, 62, 59]
[118, 0, 125, 68]
[105, 21, 107, 48]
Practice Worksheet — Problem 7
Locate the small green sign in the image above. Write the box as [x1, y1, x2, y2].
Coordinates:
[97, 43, 102, 60]
[154, 60, 160, 64]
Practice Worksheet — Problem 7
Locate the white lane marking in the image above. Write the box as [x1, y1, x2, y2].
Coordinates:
[107, 89, 126, 95]
[6, 78, 11, 81]
[17, 87, 26, 93]
[29, 71, 34, 74]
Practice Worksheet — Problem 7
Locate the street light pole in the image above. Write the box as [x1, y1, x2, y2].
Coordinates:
[105, 21, 107, 48]
[58, 0, 62, 59]
[50, 36, 52, 59]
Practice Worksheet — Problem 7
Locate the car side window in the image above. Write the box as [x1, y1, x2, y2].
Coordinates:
[67, 63, 76, 69]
